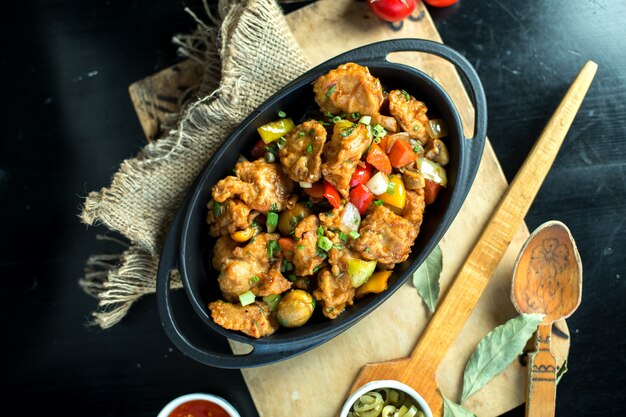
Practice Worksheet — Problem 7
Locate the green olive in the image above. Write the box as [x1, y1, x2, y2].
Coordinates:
[278, 202, 311, 235]
[275, 290, 315, 328]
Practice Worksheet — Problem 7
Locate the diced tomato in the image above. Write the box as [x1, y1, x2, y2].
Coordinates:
[251, 139, 266, 159]
[388, 138, 417, 168]
[349, 184, 374, 215]
[350, 163, 373, 188]
[278, 237, 296, 261]
[303, 181, 325, 199]
[366, 143, 392, 174]
[323, 181, 342, 208]
[423, 179, 442, 205]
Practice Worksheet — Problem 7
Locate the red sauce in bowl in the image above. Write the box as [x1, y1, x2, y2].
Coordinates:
[168, 399, 230, 417]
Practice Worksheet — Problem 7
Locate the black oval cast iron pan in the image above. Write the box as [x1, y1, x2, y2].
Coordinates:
[157, 38, 487, 368]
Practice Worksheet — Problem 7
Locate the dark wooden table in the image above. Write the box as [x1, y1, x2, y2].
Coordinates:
[2, 1, 625, 415]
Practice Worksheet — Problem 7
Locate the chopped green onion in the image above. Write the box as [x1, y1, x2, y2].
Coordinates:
[349, 230, 360, 239]
[351, 112, 360, 119]
[317, 226, 324, 236]
[340, 127, 354, 137]
[250, 275, 260, 283]
[277, 110, 286, 118]
[413, 146, 421, 152]
[313, 265, 323, 273]
[262, 294, 282, 311]
[373, 137, 381, 144]
[358, 115, 371, 125]
[306, 144, 313, 154]
[326, 85, 336, 97]
[339, 232, 348, 242]
[297, 245, 305, 250]
[386, 180, 397, 195]
[402, 89, 411, 101]
[277, 136, 287, 148]
[372, 124, 387, 138]
[287, 274, 298, 282]
[374, 200, 384, 206]
[239, 290, 255, 306]
[298, 131, 306, 138]
[251, 220, 258, 228]
[332, 116, 342, 123]
[333, 244, 343, 250]
[309, 128, 316, 136]
[317, 236, 333, 251]
[413, 125, 420, 131]
[311, 299, 316, 309]
[264, 152, 275, 163]
[285, 261, 294, 272]
[271, 202, 278, 211]
[305, 200, 314, 208]
[212, 201, 221, 217]
[267, 239, 280, 258]
[324, 211, 334, 217]
[266, 212, 279, 233]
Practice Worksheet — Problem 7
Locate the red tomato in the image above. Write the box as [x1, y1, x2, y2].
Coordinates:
[251, 139, 266, 159]
[423, 179, 442, 205]
[423, 0, 458, 7]
[349, 184, 374, 215]
[350, 164, 373, 188]
[323, 181, 342, 208]
[369, 0, 416, 23]
[303, 181, 325, 199]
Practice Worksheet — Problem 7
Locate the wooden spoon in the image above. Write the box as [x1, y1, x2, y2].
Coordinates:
[512, 221, 582, 417]
[345, 61, 597, 417]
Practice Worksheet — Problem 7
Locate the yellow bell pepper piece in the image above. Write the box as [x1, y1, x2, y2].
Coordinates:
[356, 271, 392, 298]
[231, 227, 256, 242]
[257, 118, 295, 144]
[378, 175, 406, 209]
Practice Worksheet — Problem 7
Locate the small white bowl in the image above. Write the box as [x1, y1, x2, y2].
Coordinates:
[340, 380, 433, 417]
[156, 392, 240, 417]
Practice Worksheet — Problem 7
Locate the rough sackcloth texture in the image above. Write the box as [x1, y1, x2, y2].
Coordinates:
[79, 0, 310, 329]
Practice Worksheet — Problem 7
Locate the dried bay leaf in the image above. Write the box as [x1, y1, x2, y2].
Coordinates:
[443, 395, 476, 417]
[461, 313, 544, 402]
[412, 244, 442, 312]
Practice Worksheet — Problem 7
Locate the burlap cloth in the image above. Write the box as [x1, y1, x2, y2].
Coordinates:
[79, 0, 311, 328]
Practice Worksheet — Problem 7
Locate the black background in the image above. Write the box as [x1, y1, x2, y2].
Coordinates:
[2, 0, 625, 416]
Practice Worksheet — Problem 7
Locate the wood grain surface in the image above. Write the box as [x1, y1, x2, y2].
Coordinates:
[128, 1, 570, 416]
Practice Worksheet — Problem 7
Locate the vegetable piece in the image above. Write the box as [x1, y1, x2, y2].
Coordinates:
[251, 139, 266, 159]
[378, 175, 406, 209]
[323, 180, 342, 208]
[317, 235, 333, 252]
[426, 118, 449, 139]
[366, 143, 392, 174]
[356, 271, 392, 298]
[278, 237, 296, 261]
[339, 202, 361, 233]
[277, 202, 311, 235]
[262, 294, 282, 311]
[366, 171, 390, 196]
[275, 290, 315, 328]
[238, 290, 255, 306]
[412, 245, 442, 312]
[349, 184, 374, 215]
[347, 259, 377, 288]
[369, 0, 416, 22]
[388, 136, 418, 168]
[299, 181, 313, 188]
[350, 163, 373, 188]
[257, 118, 295, 144]
[423, 179, 442, 205]
[424, 0, 459, 8]
[266, 212, 279, 233]
[231, 227, 256, 243]
[358, 115, 372, 125]
[461, 313, 544, 402]
[417, 157, 448, 186]
[303, 181, 325, 199]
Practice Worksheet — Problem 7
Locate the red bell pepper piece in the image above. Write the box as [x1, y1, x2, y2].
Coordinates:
[303, 181, 325, 199]
[423, 179, 442, 205]
[349, 184, 374, 215]
[251, 139, 266, 159]
[323, 181, 342, 208]
[366, 143, 392, 174]
[388, 138, 417, 168]
[349, 163, 373, 188]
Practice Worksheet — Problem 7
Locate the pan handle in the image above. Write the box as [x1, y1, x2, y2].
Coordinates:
[321, 38, 487, 177]
[156, 209, 329, 368]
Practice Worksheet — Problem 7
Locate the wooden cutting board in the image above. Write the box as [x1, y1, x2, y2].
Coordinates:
[129, 1, 570, 415]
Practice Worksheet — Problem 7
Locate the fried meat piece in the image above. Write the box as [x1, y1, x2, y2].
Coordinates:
[279, 120, 327, 183]
[206, 198, 258, 238]
[212, 159, 294, 214]
[388, 90, 430, 144]
[215, 233, 292, 302]
[208, 300, 278, 338]
[313, 63, 384, 116]
[403, 190, 426, 233]
[312, 268, 355, 319]
[321, 122, 370, 198]
[292, 215, 326, 276]
[353, 205, 417, 266]
[371, 113, 398, 133]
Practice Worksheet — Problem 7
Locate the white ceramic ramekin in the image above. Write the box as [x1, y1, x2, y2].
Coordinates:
[156, 392, 240, 417]
[340, 380, 433, 417]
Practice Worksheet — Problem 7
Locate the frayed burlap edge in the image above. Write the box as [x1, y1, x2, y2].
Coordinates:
[79, 0, 310, 328]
